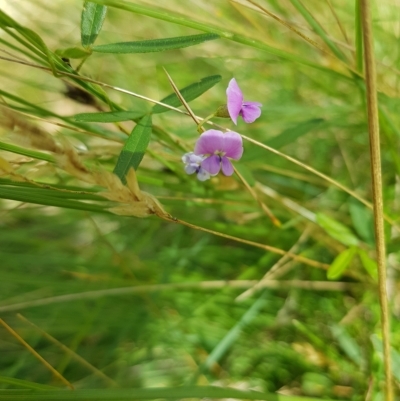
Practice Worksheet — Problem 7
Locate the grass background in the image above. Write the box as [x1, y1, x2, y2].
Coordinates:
[0, 0, 399, 399]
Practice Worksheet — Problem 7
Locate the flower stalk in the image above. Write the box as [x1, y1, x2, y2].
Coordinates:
[360, 0, 393, 398]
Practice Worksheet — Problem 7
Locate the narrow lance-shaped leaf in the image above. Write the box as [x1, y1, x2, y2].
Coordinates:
[317, 213, 360, 247]
[349, 201, 374, 244]
[92, 33, 219, 53]
[81, 2, 107, 48]
[113, 115, 152, 183]
[358, 249, 378, 281]
[152, 75, 221, 114]
[74, 110, 144, 123]
[327, 247, 357, 280]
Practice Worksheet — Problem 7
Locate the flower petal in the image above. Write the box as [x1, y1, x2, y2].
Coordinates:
[182, 152, 204, 164]
[226, 78, 243, 125]
[201, 155, 221, 175]
[221, 131, 243, 160]
[221, 157, 234, 176]
[182, 153, 191, 163]
[194, 130, 224, 155]
[197, 168, 210, 181]
[184, 164, 197, 175]
[240, 102, 262, 123]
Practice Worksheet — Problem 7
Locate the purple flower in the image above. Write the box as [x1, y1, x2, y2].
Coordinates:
[182, 152, 211, 181]
[226, 78, 262, 125]
[194, 129, 243, 176]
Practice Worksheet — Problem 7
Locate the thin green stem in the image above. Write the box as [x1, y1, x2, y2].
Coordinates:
[360, 1, 393, 399]
[196, 112, 215, 133]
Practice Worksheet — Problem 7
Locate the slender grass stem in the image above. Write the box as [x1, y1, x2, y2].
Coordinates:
[0, 280, 360, 313]
[360, 1, 393, 398]
[233, 166, 281, 226]
[0, 318, 74, 389]
[172, 217, 328, 269]
[17, 314, 117, 387]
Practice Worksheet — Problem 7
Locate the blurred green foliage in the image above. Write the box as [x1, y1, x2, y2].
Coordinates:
[0, 0, 399, 399]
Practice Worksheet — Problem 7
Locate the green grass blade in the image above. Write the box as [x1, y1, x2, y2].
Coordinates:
[93, 33, 219, 54]
[0, 386, 340, 401]
[0, 182, 104, 201]
[113, 114, 152, 183]
[0, 141, 55, 163]
[200, 292, 268, 373]
[0, 9, 58, 74]
[289, 0, 348, 62]
[74, 110, 144, 123]
[81, 1, 107, 48]
[0, 377, 57, 391]
[152, 75, 221, 114]
[0, 186, 109, 213]
[355, 0, 363, 72]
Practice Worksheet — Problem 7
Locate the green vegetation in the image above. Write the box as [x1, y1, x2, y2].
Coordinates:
[0, 1, 399, 399]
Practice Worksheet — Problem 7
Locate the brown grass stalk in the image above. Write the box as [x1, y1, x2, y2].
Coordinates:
[360, 0, 393, 398]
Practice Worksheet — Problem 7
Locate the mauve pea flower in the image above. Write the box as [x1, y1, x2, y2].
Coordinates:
[194, 129, 243, 176]
[182, 152, 211, 181]
[227, 78, 262, 125]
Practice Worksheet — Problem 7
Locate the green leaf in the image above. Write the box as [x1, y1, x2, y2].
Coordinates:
[92, 33, 219, 53]
[317, 213, 360, 246]
[327, 247, 357, 280]
[55, 46, 91, 59]
[113, 115, 152, 183]
[74, 110, 144, 123]
[81, 2, 107, 48]
[152, 75, 221, 114]
[265, 118, 324, 149]
[349, 201, 374, 244]
[358, 249, 378, 281]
